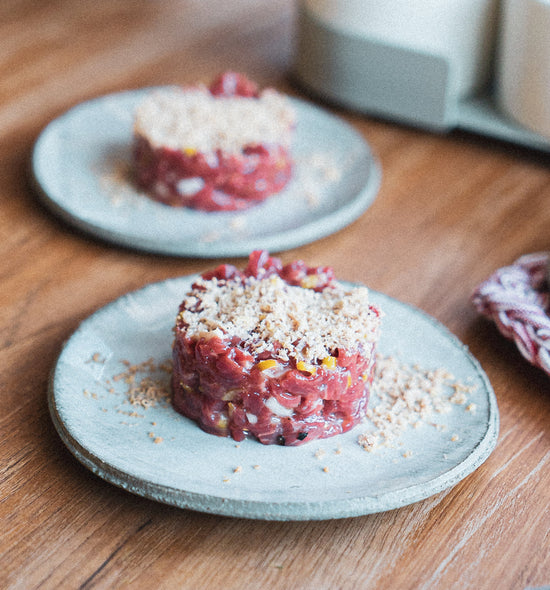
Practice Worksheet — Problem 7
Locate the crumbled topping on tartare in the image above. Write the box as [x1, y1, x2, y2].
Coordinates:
[176, 275, 381, 362]
[134, 87, 295, 155]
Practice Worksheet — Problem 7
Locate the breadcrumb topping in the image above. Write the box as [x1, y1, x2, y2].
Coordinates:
[176, 275, 381, 362]
[113, 358, 172, 409]
[358, 354, 477, 451]
[134, 87, 295, 155]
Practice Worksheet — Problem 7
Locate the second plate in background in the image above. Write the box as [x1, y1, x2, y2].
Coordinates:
[32, 89, 381, 257]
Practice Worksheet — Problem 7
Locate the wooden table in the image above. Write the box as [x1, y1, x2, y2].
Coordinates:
[2, 1, 549, 588]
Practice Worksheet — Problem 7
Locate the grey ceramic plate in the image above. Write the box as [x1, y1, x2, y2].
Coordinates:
[49, 276, 499, 521]
[31, 89, 381, 257]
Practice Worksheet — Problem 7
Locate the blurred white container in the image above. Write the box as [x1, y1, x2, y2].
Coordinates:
[497, 0, 550, 140]
[295, 0, 499, 129]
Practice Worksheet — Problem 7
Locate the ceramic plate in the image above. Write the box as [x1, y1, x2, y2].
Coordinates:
[49, 276, 499, 521]
[31, 89, 381, 257]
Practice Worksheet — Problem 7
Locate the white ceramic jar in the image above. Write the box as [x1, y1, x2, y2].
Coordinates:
[295, 0, 499, 129]
[301, 0, 499, 100]
[497, 0, 550, 140]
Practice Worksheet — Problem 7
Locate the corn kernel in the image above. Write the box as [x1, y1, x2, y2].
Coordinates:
[300, 275, 319, 289]
[347, 375, 352, 388]
[296, 361, 317, 375]
[183, 147, 197, 157]
[256, 359, 279, 371]
[322, 356, 337, 370]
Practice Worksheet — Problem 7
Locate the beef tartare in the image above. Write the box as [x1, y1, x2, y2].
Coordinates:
[171, 251, 382, 446]
[132, 72, 295, 211]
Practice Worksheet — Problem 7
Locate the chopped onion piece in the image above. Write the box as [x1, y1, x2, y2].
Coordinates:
[265, 396, 294, 417]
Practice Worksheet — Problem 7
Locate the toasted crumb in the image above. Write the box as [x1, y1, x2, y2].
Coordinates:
[177, 274, 380, 364]
[200, 230, 221, 243]
[357, 433, 378, 452]
[322, 466, 330, 473]
[112, 358, 172, 409]
[98, 159, 142, 207]
[134, 87, 295, 155]
[305, 190, 320, 208]
[358, 354, 478, 452]
[153, 437, 163, 444]
[87, 352, 106, 364]
[450, 391, 467, 405]
[324, 165, 341, 182]
[233, 466, 242, 474]
[117, 410, 145, 418]
[229, 216, 247, 231]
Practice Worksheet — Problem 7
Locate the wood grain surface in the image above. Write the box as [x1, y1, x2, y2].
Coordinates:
[1, 1, 549, 588]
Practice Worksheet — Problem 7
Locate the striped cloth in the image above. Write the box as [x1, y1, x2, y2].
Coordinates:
[471, 252, 550, 376]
